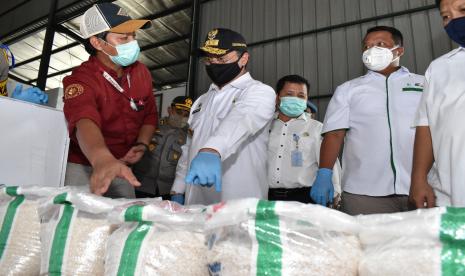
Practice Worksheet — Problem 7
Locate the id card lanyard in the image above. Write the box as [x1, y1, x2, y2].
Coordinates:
[291, 133, 303, 167]
[102, 71, 138, 111]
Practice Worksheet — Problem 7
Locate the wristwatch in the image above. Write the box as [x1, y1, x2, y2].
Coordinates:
[133, 142, 149, 152]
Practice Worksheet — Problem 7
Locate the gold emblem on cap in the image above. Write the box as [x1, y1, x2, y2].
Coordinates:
[208, 29, 218, 40]
[185, 98, 193, 107]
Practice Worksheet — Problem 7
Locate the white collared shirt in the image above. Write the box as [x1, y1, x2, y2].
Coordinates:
[171, 72, 276, 205]
[268, 112, 342, 193]
[323, 67, 425, 196]
[414, 47, 465, 207]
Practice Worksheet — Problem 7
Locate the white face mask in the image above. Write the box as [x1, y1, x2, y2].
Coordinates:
[362, 46, 400, 72]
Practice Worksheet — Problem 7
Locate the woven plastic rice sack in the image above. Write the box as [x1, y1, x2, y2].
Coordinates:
[0, 186, 66, 276]
[205, 198, 362, 276]
[39, 191, 149, 276]
[105, 201, 207, 276]
[357, 207, 465, 276]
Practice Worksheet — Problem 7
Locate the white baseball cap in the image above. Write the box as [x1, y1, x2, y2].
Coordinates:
[80, 3, 151, 39]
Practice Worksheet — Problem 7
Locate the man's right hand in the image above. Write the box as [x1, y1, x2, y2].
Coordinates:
[11, 84, 48, 105]
[90, 155, 141, 195]
[409, 179, 436, 209]
[310, 168, 334, 206]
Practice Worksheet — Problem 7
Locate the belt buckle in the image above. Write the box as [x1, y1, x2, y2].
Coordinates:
[274, 190, 288, 196]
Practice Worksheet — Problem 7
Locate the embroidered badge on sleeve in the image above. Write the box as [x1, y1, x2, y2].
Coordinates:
[64, 84, 84, 99]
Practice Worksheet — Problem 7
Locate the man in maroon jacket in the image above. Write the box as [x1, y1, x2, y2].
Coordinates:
[63, 3, 157, 198]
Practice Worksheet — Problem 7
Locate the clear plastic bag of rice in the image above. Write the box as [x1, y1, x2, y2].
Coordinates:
[205, 198, 362, 276]
[105, 200, 207, 276]
[0, 186, 67, 276]
[357, 207, 465, 276]
[38, 191, 155, 276]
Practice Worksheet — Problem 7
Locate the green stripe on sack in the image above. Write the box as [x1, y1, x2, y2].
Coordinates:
[48, 198, 74, 275]
[0, 194, 25, 259]
[440, 207, 465, 275]
[117, 222, 153, 276]
[255, 200, 282, 276]
[5, 186, 19, 197]
[402, 87, 423, 92]
[440, 207, 465, 243]
[124, 205, 144, 222]
[53, 193, 69, 204]
[441, 244, 465, 276]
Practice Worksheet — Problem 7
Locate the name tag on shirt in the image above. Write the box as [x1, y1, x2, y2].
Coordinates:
[291, 150, 303, 167]
[402, 83, 423, 92]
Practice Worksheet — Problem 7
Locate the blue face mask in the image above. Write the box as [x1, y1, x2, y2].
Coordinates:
[279, 96, 307, 117]
[105, 40, 140, 67]
[445, 16, 465, 47]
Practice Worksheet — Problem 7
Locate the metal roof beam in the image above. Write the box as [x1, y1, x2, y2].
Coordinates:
[148, 58, 188, 71]
[153, 77, 187, 88]
[14, 41, 80, 68]
[143, 2, 191, 21]
[1, 1, 106, 45]
[140, 34, 189, 51]
[8, 73, 30, 84]
[55, 25, 86, 44]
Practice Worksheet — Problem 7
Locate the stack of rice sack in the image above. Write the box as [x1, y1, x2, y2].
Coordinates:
[0, 186, 68, 276]
[105, 200, 207, 276]
[38, 190, 158, 276]
[357, 207, 465, 276]
[205, 198, 362, 276]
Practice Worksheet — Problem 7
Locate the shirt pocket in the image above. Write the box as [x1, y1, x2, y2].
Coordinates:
[298, 134, 318, 162]
[215, 104, 232, 120]
[166, 143, 182, 165]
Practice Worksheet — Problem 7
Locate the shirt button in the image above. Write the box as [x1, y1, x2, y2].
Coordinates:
[281, 145, 283, 147]
[278, 156, 282, 158]
[285, 124, 287, 126]
[277, 181, 280, 184]
[277, 168, 280, 170]
[282, 133, 286, 136]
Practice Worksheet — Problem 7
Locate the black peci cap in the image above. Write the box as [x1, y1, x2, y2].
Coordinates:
[199, 28, 248, 56]
[171, 96, 193, 111]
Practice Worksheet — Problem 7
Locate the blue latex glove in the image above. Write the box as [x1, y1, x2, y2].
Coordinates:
[185, 152, 222, 192]
[11, 84, 48, 105]
[310, 168, 334, 206]
[171, 194, 185, 205]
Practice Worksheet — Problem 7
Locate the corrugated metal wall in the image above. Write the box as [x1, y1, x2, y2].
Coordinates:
[195, 0, 455, 120]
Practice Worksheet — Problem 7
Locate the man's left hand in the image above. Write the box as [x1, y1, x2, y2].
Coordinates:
[120, 144, 147, 165]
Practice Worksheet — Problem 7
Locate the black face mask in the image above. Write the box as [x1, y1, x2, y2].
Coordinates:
[205, 55, 244, 87]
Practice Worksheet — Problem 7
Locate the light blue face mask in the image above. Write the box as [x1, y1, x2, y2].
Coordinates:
[279, 96, 307, 117]
[105, 40, 140, 67]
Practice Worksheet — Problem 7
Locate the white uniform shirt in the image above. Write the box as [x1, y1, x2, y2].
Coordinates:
[415, 47, 465, 207]
[171, 72, 276, 205]
[268, 112, 342, 194]
[323, 67, 424, 196]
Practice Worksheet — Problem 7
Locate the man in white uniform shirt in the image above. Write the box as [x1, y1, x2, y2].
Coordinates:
[170, 28, 276, 205]
[410, 0, 465, 208]
[318, 26, 425, 215]
[268, 75, 341, 205]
